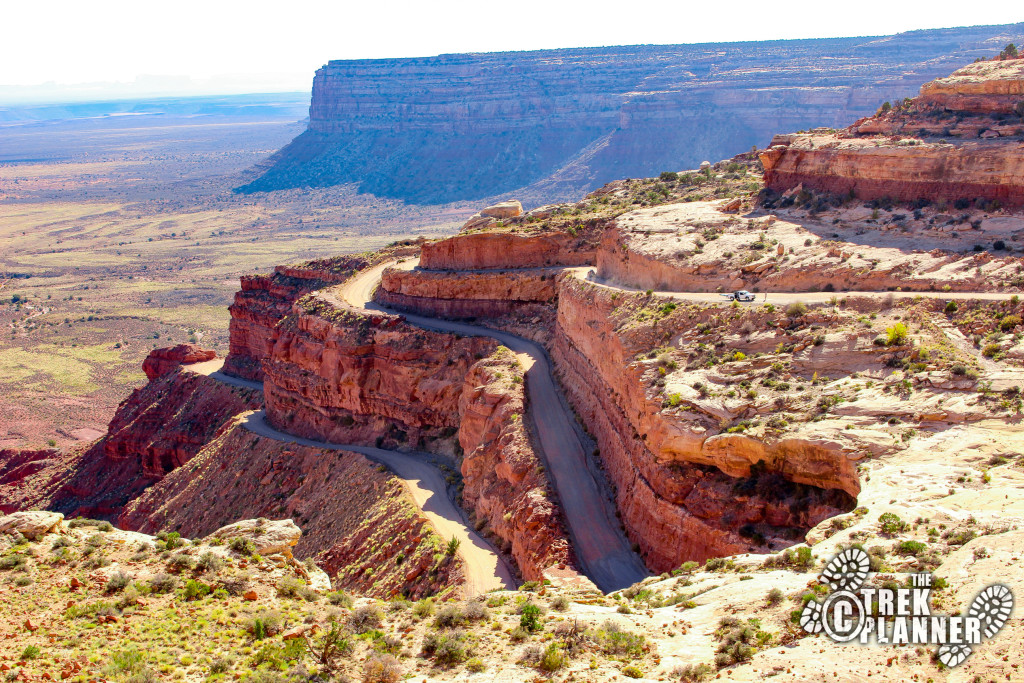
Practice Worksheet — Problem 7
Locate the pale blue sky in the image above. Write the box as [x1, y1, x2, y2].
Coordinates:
[3, 0, 1023, 102]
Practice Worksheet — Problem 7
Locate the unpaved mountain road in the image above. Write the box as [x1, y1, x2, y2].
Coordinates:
[185, 360, 516, 596]
[333, 260, 650, 593]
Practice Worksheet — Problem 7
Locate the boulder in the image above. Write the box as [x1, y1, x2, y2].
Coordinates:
[205, 518, 301, 557]
[479, 200, 522, 219]
[142, 344, 216, 381]
[0, 511, 63, 540]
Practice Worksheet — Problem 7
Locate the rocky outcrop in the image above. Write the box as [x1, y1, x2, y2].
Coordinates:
[0, 448, 63, 514]
[38, 369, 261, 520]
[206, 518, 302, 557]
[224, 257, 371, 382]
[551, 277, 855, 571]
[120, 421, 465, 599]
[142, 344, 216, 381]
[761, 57, 1024, 208]
[457, 353, 577, 581]
[238, 25, 1024, 204]
[420, 231, 595, 270]
[262, 296, 496, 451]
[374, 266, 556, 318]
[0, 511, 63, 540]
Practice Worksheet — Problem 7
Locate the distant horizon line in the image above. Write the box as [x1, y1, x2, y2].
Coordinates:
[3, 19, 1022, 107]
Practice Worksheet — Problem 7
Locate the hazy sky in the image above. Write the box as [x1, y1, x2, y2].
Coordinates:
[3, 0, 1024, 101]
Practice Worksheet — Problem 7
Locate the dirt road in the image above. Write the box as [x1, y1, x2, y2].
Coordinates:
[335, 261, 651, 592]
[185, 360, 515, 596]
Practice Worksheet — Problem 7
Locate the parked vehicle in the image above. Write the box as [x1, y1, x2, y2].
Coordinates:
[721, 290, 756, 302]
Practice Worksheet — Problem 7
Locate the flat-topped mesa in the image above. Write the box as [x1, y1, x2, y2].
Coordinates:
[761, 57, 1024, 208]
[239, 25, 1024, 204]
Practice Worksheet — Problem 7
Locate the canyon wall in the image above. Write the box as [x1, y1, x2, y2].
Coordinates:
[375, 266, 556, 319]
[262, 295, 496, 451]
[457, 352, 577, 581]
[239, 24, 1024, 205]
[119, 421, 465, 599]
[45, 369, 261, 519]
[551, 277, 854, 571]
[762, 57, 1024, 208]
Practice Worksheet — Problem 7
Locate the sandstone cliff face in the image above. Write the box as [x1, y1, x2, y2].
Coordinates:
[761, 57, 1024, 208]
[457, 353, 577, 581]
[118, 421, 464, 600]
[224, 259, 369, 381]
[142, 344, 216, 381]
[262, 296, 496, 451]
[420, 231, 595, 270]
[551, 277, 855, 570]
[33, 370, 262, 519]
[239, 25, 1024, 204]
[223, 250, 421, 382]
[375, 266, 556, 319]
[0, 448, 63, 514]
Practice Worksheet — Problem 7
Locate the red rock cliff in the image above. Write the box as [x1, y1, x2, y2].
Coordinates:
[761, 58, 1024, 208]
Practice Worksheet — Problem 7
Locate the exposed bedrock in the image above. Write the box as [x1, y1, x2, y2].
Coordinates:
[260, 296, 577, 580]
[419, 231, 596, 270]
[142, 344, 216, 381]
[118, 421, 464, 600]
[239, 25, 1024, 204]
[761, 57, 1024, 208]
[45, 370, 261, 520]
[262, 297, 496, 451]
[374, 266, 557, 319]
[551, 278, 855, 571]
[223, 251, 419, 381]
[457, 354, 577, 581]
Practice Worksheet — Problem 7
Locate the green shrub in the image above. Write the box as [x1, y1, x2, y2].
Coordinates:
[277, 576, 305, 598]
[163, 532, 184, 550]
[538, 642, 567, 672]
[196, 551, 222, 573]
[422, 631, 467, 666]
[785, 302, 807, 318]
[168, 553, 194, 572]
[105, 571, 131, 593]
[445, 536, 461, 556]
[1000, 315, 1021, 332]
[21, 645, 41, 660]
[895, 540, 927, 556]
[885, 323, 908, 346]
[350, 605, 383, 633]
[246, 610, 283, 639]
[228, 537, 256, 556]
[362, 654, 402, 683]
[520, 603, 542, 631]
[412, 598, 435, 619]
[878, 512, 907, 535]
[623, 665, 644, 679]
[944, 300, 958, 313]
[181, 579, 211, 601]
[327, 590, 353, 608]
[596, 621, 645, 658]
[149, 573, 178, 593]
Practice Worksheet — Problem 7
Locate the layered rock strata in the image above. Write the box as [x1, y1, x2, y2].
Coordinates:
[551, 277, 855, 570]
[240, 24, 1024, 204]
[45, 370, 261, 519]
[118, 421, 464, 599]
[761, 57, 1024, 208]
[224, 249, 418, 381]
[375, 266, 557, 319]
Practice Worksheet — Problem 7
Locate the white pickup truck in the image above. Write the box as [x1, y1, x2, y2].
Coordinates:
[722, 290, 757, 302]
